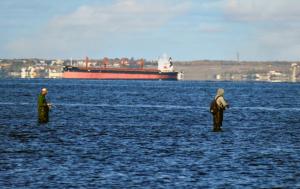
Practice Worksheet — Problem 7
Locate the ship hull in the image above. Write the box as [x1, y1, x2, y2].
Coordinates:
[63, 67, 178, 80]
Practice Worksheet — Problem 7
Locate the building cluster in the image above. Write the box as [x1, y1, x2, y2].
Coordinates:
[0, 59, 64, 78]
[215, 63, 299, 82]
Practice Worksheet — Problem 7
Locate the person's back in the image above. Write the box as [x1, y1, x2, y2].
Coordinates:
[38, 88, 50, 123]
[212, 88, 229, 131]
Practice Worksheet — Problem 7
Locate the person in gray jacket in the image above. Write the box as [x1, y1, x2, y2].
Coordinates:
[213, 88, 229, 131]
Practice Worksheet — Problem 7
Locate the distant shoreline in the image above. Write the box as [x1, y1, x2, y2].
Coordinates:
[0, 59, 299, 82]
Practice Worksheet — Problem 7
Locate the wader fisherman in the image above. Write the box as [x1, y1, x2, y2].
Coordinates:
[38, 88, 51, 123]
[212, 88, 229, 132]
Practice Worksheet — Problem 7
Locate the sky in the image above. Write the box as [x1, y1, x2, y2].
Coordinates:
[1, 0, 300, 61]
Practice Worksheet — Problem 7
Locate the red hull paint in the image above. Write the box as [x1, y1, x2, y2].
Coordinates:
[63, 72, 177, 80]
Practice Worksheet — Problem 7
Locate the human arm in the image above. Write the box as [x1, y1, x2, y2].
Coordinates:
[217, 97, 229, 109]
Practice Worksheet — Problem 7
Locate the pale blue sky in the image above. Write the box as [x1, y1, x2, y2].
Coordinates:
[1, 0, 300, 61]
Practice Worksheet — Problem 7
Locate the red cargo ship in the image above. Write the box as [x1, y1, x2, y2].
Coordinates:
[63, 55, 183, 80]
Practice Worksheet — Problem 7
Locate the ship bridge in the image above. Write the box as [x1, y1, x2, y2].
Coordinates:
[158, 54, 174, 72]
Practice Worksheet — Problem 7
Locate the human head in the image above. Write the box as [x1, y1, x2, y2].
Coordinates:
[216, 88, 224, 96]
[41, 88, 48, 95]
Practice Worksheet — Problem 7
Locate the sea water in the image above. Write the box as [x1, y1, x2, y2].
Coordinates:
[0, 79, 299, 188]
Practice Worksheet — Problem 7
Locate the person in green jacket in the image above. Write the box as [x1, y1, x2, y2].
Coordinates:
[38, 88, 51, 123]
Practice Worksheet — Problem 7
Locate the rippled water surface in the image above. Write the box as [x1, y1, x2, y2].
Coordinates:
[0, 79, 299, 188]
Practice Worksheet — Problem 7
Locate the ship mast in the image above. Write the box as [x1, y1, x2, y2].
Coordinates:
[85, 56, 89, 69]
[138, 59, 144, 69]
[103, 57, 109, 68]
